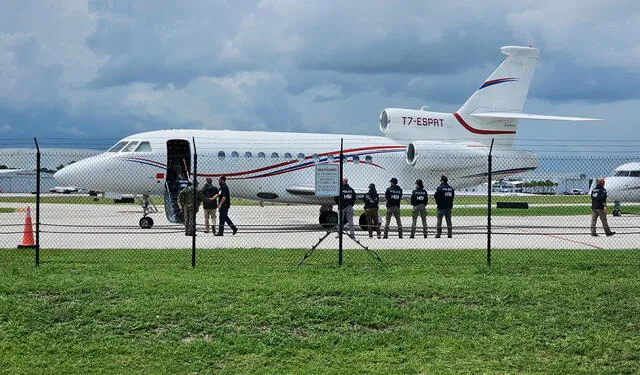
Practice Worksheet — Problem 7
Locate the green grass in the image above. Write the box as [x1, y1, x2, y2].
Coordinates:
[2, 249, 640, 374]
[0, 208, 15, 213]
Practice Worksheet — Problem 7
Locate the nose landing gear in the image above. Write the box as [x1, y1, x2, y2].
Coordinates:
[138, 194, 158, 228]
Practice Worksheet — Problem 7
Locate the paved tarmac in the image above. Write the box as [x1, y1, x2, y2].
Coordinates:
[1, 201, 638, 250]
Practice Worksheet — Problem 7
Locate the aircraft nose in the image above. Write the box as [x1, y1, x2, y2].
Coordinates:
[53, 165, 74, 186]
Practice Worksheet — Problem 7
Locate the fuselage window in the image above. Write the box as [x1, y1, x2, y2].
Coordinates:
[365, 155, 373, 164]
[271, 152, 279, 158]
[327, 154, 335, 162]
[121, 141, 139, 152]
[630, 171, 640, 177]
[245, 151, 253, 158]
[615, 171, 630, 176]
[297, 153, 305, 159]
[218, 151, 226, 159]
[231, 151, 239, 158]
[312, 153, 320, 163]
[284, 152, 292, 159]
[107, 141, 128, 152]
[135, 142, 152, 152]
[352, 155, 360, 164]
[258, 152, 266, 158]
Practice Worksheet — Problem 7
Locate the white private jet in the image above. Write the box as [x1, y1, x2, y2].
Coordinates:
[54, 45, 599, 228]
[603, 162, 640, 216]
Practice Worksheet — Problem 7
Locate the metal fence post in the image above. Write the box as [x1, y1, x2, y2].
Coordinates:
[192, 137, 197, 268]
[34, 138, 40, 267]
[338, 138, 344, 266]
[487, 139, 494, 266]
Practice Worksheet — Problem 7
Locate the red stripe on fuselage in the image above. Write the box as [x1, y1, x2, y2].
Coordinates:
[199, 145, 405, 177]
[453, 113, 516, 135]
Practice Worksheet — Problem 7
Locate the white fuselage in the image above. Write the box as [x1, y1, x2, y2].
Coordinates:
[604, 162, 640, 203]
[53, 129, 537, 204]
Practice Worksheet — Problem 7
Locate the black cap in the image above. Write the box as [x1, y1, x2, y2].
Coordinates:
[415, 179, 423, 187]
[389, 177, 398, 184]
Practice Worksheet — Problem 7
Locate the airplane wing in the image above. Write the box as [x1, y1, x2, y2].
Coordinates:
[285, 186, 316, 196]
[470, 112, 601, 121]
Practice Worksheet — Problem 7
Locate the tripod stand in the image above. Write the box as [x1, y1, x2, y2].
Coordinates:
[297, 221, 382, 267]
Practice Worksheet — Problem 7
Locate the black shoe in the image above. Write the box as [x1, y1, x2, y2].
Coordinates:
[399, 236, 403, 239]
[369, 235, 373, 238]
[447, 235, 452, 238]
[424, 236, 428, 238]
[409, 235, 414, 239]
[382, 235, 388, 239]
[232, 227, 238, 235]
[214, 233, 224, 237]
[606, 232, 616, 237]
[591, 234, 598, 237]
[435, 235, 441, 238]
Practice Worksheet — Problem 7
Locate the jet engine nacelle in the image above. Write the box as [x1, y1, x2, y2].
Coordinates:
[406, 141, 488, 170]
[380, 108, 450, 140]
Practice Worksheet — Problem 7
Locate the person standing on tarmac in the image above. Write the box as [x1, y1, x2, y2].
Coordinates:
[591, 178, 615, 237]
[214, 176, 238, 236]
[383, 177, 403, 239]
[434, 175, 455, 238]
[178, 180, 206, 236]
[334, 178, 356, 238]
[201, 177, 219, 234]
[410, 179, 428, 238]
[363, 183, 381, 239]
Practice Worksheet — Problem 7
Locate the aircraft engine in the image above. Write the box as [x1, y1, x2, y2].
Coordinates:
[405, 141, 488, 170]
[379, 108, 448, 140]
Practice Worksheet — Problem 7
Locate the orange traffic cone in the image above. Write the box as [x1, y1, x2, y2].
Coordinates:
[17, 206, 36, 248]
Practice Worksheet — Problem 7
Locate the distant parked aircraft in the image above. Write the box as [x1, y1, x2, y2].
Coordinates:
[602, 162, 640, 216]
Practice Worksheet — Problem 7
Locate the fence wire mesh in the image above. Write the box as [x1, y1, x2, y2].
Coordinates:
[1, 139, 639, 267]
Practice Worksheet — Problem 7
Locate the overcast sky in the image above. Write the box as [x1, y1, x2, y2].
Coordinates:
[1, 0, 639, 155]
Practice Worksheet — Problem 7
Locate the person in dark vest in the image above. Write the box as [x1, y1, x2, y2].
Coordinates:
[214, 176, 238, 236]
[434, 175, 454, 238]
[410, 179, 428, 238]
[383, 177, 403, 239]
[591, 178, 615, 237]
[201, 177, 219, 234]
[363, 183, 381, 239]
[334, 178, 356, 238]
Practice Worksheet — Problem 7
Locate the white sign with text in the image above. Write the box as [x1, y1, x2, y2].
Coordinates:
[315, 164, 340, 196]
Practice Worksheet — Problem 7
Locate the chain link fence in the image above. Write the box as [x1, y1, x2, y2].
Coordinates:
[1, 138, 639, 267]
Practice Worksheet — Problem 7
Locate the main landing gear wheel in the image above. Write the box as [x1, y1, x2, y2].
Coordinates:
[359, 213, 368, 231]
[319, 211, 338, 228]
[358, 213, 381, 232]
[139, 216, 154, 229]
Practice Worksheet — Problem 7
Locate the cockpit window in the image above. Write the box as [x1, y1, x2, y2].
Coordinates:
[135, 142, 152, 152]
[631, 171, 640, 177]
[121, 141, 139, 152]
[107, 141, 128, 152]
[614, 171, 630, 177]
